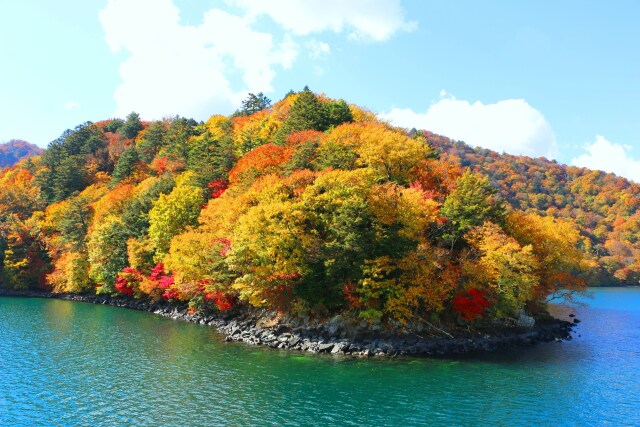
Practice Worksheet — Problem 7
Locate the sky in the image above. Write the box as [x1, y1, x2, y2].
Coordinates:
[0, 1, 639, 181]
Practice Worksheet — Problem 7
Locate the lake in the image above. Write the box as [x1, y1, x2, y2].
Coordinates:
[1, 288, 638, 426]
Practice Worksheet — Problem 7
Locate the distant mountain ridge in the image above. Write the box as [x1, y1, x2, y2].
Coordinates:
[0, 140, 43, 168]
[423, 130, 640, 286]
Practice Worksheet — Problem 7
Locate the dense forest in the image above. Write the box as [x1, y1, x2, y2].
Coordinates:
[0, 89, 594, 327]
[0, 140, 42, 168]
[425, 133, 640, 286]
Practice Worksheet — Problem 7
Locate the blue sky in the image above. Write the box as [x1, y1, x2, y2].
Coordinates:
[1, 1, 639, 181]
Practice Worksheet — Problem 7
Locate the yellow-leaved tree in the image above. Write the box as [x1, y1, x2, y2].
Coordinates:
[464, 221, 539, 316]
[229, 199, 310, 309]
[505, 211, 592, 302]
[356, 123, 430, 184]
[148, 172, 204, 261]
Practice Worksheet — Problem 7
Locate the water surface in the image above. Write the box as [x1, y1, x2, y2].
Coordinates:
[1, 288, 638, 426]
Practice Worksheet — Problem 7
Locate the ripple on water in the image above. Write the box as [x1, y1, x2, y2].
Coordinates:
[1, 291, 639, 426]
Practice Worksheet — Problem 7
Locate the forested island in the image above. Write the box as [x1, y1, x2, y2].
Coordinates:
[2, 88, 635, 355]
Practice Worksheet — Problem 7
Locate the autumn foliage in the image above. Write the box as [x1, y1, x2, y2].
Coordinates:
[0, 88, 598, 328]
[204, 290, 236, 311]
[228, 143, 294, 184]
[452, 289, 491, 321]
[428, 132, 640, 286]
[114, 267, 141, 296]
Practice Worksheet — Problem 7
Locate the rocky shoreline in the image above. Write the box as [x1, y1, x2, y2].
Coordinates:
[0, 289, 577, 357]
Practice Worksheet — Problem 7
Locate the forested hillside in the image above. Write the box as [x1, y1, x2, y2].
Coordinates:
[0, 140, 42, 168]
[0, 88, 591, 328]
[424, 132, 640, 286]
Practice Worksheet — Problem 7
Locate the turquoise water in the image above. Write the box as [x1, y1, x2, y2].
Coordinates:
[0, 288, 638, 426]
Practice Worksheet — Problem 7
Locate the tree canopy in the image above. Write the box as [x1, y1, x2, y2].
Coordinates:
[0, 88, 596, 328]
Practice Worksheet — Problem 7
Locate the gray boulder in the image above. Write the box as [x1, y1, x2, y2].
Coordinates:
[517, 310, 535, 328]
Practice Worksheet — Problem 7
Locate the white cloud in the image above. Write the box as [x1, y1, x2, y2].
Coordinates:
[571, 135, 640, 183]
[99, 0, 297, 120]
[228, 0, 416, 41]
[382, 95, 558, 159]
[100, 0, 413, 121]
[306, 40, 331, 60]
[64, 100, 79, 110]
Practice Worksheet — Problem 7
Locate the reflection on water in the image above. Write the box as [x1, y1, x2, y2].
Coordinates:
[0, 288, 639, 426]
